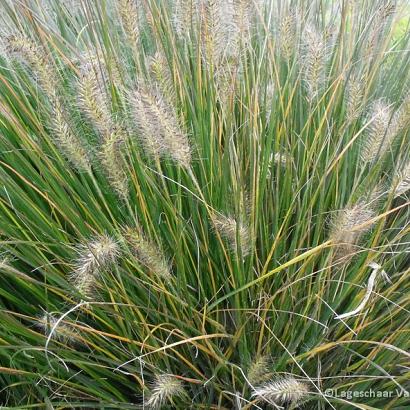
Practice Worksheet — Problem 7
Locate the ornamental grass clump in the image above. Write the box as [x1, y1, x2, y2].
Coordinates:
[0, 1, 409, 409]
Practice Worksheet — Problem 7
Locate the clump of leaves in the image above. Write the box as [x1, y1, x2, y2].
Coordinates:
[0, 0, 409, 409]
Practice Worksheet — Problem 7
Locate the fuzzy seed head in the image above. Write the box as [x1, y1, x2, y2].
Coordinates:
[252, 377, 310, 407]
[4, 34, 58, 100]
[361, 100, 392, 163]
[346, 75, 365, 123]
[200, 0, 228, 66]
[38, 312, 77, 343]
[364, 2, 396, 58]
[52, 99, 91, 171]
[247, 355, 272, 385]
[278, 11, 297, 60]
[330, 201, 375, 263]
[301, 23, 327, 101]
[118, 0, 140, 48]
[394, 162, 410, 197]
[232, 0, 255, 47]
[5, 36, 91, 171]
[200, 0, 255, 65]
[71, 234, 119, 297]
[146, 52, 176, 105]
[145, 374, 186, 409]
[265, 82, 275, 118]
[100, 129, 129, 199]
[389, 92, 410, 138]
[212, 214, 251, 257]
[131, 83, 191, 167]
[78, 55, 112, 135]
[124, 227, 171, 280]
[173, 0, 198, 38]
[214, 63, 238, 107]
[131, 85, 162, 160]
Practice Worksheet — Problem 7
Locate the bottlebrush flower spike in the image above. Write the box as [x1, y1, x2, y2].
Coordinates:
[345, 74, 365, 123]
[146, 51, 176, 104]
[389, 92, 410, 138]
[52, 99, 91, 171]
[247, 355, 272, 385]
[278, 10, 297, 61]
[38, 312, 77, 343]
[77, 54, 112, 135]
[130, 82, 191, 167]
[124, 227, 171, 280]
[200, 0, 256, 65]
[3, 34, 58, 100]
[173, 0, 198, 39]
[100, 128, 129, 200]
[251, 377, 310, 407]
[394, 162, 410, 197]
[214, 63, 239, 107]
[117, 0, 140, 49]
[361, 99, 392, 164]
[199, 0, 230, 66]
[4, 34, 91, 171]
[145, 374, 186, 409]
[212, 214, 251, 257]
[70, 234, 120, 297]
[329, 200, 376, 264]
[301, 23, 328, 101]
[232, 0, 255, 48]
[363, 1, 396, 59]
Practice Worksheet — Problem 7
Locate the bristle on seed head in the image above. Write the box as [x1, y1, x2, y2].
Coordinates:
[52, 99, 91, 171]
[100, 128, 129, 199]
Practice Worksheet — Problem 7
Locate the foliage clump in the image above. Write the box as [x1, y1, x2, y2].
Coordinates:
[0, 0, 409, 408]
